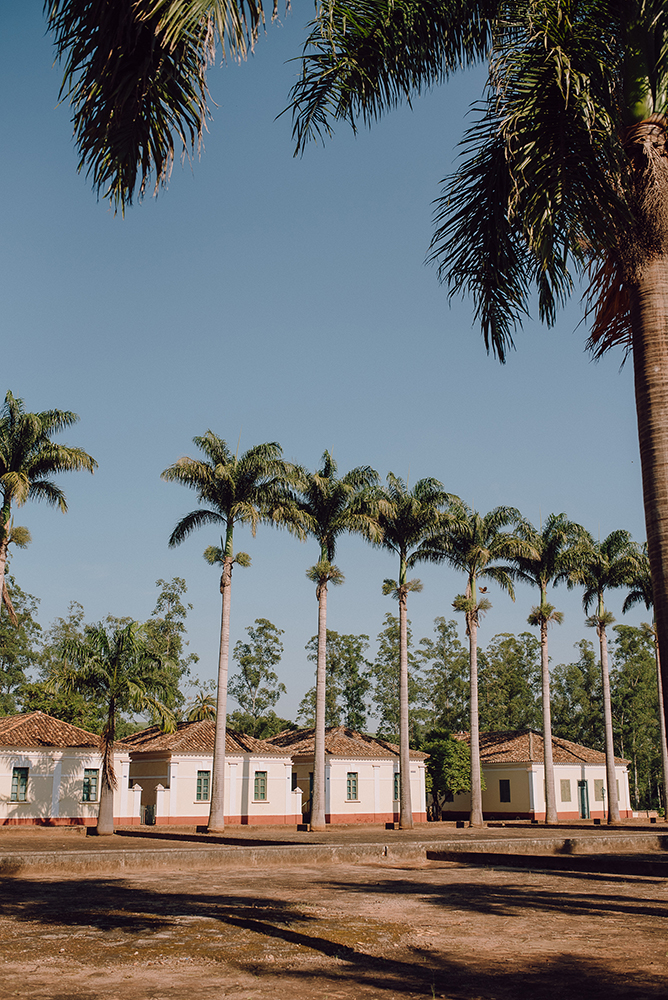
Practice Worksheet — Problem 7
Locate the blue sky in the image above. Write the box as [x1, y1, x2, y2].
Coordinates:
[0, 7, 647, 720]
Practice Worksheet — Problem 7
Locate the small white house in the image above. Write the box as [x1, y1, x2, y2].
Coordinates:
[266, 726, 428, 825]
[125, 720, 302, 826]
[0, 711, 133, 827]
[440, 729, 632, 821]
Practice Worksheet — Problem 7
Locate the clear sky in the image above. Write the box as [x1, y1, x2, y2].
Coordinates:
[0, 7, 648, 721]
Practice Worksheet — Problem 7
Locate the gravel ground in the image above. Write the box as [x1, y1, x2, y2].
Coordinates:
[1, 857, 667, 1000]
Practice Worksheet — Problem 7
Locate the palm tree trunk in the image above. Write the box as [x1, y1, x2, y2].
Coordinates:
[208, 557, 232, 833]
[469, 611, 483, 828]
[0, 534, 9, 625]
[631, 261, 668, 749]
[398, 586, 413, 829]
[97, 699, 116, 836]
[541, 617, 558, 825]
[654, 637, 668, 814]
[599, 625, 621, 823]
[311, 578, 328, 831]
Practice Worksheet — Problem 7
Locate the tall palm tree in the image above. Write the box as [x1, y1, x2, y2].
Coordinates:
[162, 434, 301, 833]
[567, 529, 639, 824]
[419, 503, 535, 827]
[513, 514, 587, 824]
[622, 544, 668, 816]
[0, 391, 97, 604]
[378, 473, 454, 828]
[294, 452, 381, 831]
[54, 620, 174, 835]
[288, 0, 668, 747]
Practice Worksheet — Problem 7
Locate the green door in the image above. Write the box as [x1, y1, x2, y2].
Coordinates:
[577, 779, 590, 819]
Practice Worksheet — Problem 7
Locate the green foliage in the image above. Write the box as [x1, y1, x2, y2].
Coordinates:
[298, 630, 372, 730]
[611, 624, 663, 809]
[478, 632, 541, 731]
[369, 613, 427, 743]
[0, 575, 42, 715]
[228, 618, 286, 734]
[416, 618, 469, 733]
[140, 577, 198, 717]
[422, 729, 485, 817]
[227, 709, 295, 740]
[551, 639, 604, 750]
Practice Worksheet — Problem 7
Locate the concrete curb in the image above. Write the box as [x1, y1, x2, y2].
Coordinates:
[1, 832, 666, 876]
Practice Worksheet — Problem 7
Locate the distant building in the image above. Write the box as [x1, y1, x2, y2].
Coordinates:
[0, 711, 132, 826]
[125, 720, 302, 826]
[439, 729, 632, 821]
[266, 726, 428, 825]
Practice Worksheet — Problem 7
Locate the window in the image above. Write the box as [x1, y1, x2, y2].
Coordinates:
[346, 772, 358, 800]
[291, 772, 298, 791]
[499, 779, 511, 803]
[594, 779, 605, 801]
[196, 770, 210, 801]
[11, 767, 28, 802]
[82, 769, 99, 802]
[560, 779, 572, 803]
[254, 771, 267, 801]
[393, 773, 400, 801]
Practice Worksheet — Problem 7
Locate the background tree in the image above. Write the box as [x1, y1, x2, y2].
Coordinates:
[140, 577, 198, 721]
[418, 502, 533, 826]
[163, 434, 300, 833]
[295, 451, 380, 831]
[53, 620, 175, 834]
[611, 624, 663, 810]
[621, 546, 668, 811]
[478, 632, 541, 732]
[551, 640, 604, 751]
[298, 630, 372, 730]
[0, 575, 41, 715]
[567, 529, 638, 822]
[422, 729, 484, 821]
[0, 391, 97, 603]
[228, 617, 286, 736]
[377, 473, 453, 828]
[289, 0, 668, 750]
[369, 613, 427, 744]
[416, 618, 470, 734]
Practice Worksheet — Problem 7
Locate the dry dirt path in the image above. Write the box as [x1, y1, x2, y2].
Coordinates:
[1, 859, 667, 1000]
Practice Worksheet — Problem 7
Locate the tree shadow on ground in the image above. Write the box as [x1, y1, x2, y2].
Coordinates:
[0, 875, 666, 999]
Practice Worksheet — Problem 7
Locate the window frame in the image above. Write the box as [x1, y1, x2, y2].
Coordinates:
[196, 770, 211, 802]
[11, 767, 29, 803]
[82, 768, 99, 802]
[346, 771, 358, 801]
[499, 778, 511, 803]
[560, 778, 572, 803]
[254, 770, 267, 801]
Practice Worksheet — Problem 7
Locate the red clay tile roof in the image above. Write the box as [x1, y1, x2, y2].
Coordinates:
[266, 726, 428, 760]
[452, 729, 627, 765]
[122, 719, 288, 755]
[0, 711, 103, 749]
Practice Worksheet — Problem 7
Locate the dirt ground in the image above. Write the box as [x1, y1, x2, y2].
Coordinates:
[1, 857, 667, 1000]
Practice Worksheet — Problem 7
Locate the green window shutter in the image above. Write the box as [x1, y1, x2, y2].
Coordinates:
[196, 771, 210, 801]
[11, 767, 28, 802]
[254, 771, 267, 800]
[394, 773, 400, 801]
[82, 768, 99, 802]
[346, 772, 358, 800]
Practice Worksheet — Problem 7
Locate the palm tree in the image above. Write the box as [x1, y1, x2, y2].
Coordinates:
[419, 503, 535, 827]
[567, 530, 639, 824]
[54, 620, 174, 835]
[162, 434, 301, 833]
[622, 544, 668, 816]
[294, 452, 381, 830]
[46, 0, 270, 211]
[0, 391, 97, 605]
[377, 473, 454, 828]
[513, 514, 587, 825]
[288, 0, 668, 751]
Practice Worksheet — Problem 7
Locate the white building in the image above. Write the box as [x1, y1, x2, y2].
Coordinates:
[125, 720, 302, 826]
[440, 730, 632, 821]
[0, 712, 133, 827]
[266, 726, 428, 825]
